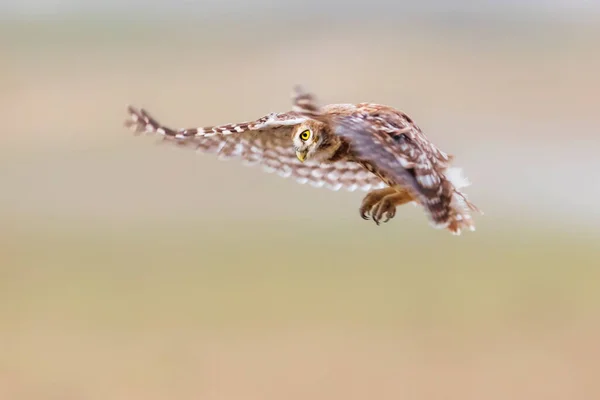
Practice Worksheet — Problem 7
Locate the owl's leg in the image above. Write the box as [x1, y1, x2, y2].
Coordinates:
[370, 188, 415, 225]
[359, 187, 397, 220]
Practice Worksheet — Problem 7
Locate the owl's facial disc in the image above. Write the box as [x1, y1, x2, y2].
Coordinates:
[294, 127, 318, 162]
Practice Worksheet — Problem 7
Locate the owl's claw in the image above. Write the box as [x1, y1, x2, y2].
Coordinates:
[371, 196, 397, 225]
[359, 188, 414, 226]
[359, 187, 397, 221]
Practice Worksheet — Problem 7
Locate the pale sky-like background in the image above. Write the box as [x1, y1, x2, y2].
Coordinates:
[2, 2, 599, 399]
[1, 0, 599, 18]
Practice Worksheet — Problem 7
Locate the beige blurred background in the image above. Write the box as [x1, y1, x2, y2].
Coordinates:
[1, 1, 600, 399]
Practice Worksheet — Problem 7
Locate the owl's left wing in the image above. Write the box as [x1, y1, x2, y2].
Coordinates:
[124, 106, 385, 192]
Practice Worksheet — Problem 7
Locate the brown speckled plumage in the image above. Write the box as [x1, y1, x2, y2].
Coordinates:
[124, 85, 481, 235]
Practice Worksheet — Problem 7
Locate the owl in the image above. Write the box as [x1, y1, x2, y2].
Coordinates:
[124, 86, 481, 235]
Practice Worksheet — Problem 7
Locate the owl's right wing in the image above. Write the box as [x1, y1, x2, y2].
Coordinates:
[124, 106, 386, 192]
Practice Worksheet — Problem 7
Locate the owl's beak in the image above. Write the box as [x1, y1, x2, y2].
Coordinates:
[296, 150, 307, 162]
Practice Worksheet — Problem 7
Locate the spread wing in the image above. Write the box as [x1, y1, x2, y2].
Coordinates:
[124, 106, 386, 192]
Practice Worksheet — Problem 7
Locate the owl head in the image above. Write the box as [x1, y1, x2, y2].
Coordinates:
[291, 120, 329, 162]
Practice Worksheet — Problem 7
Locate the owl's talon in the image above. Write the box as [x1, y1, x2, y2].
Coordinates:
[359, 204, 371, 220]
[372, 196, 397, 225]
[359, 202, 374, 221]
[381, 210, 393, 224]
[359, 187, 397, 223]
[383, 207, 396, 223]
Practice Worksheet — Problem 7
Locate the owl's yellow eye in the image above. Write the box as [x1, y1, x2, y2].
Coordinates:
[299, 129, 311, 141]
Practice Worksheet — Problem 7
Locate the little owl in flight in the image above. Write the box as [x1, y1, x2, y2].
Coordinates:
[124, 86, 481, 235]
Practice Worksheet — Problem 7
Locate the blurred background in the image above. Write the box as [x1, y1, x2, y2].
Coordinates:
[1, 1, 599, 399]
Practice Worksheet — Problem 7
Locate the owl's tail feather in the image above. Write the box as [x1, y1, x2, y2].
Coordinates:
[441, 167, 482, 235]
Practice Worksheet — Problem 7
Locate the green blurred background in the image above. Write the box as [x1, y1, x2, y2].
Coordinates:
[1, 1, 599, 399]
